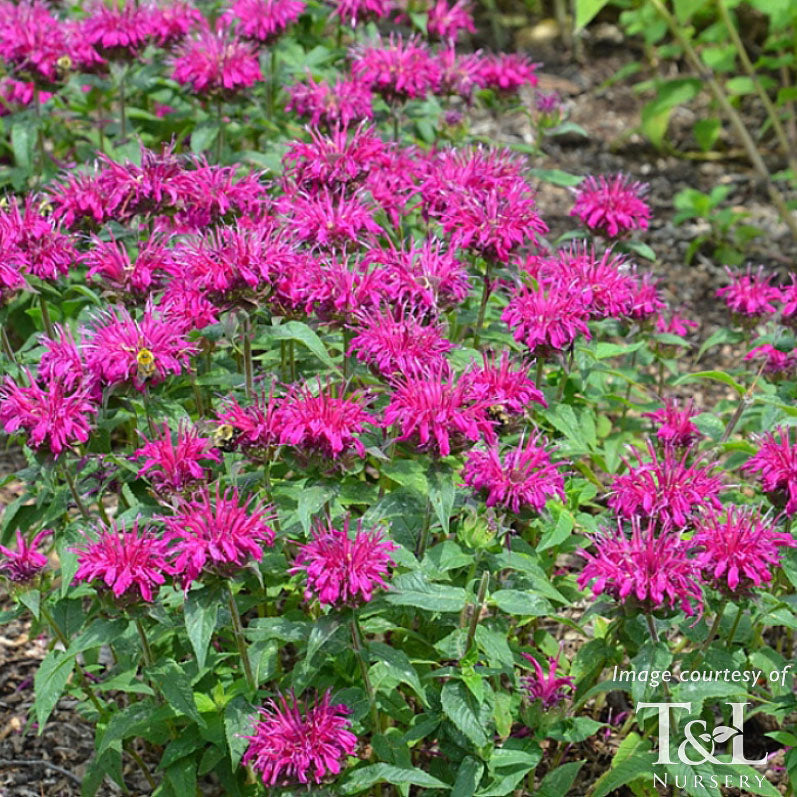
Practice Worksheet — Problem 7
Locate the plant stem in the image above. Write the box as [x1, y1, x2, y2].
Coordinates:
[726, 607, 743, 648]
[215, 96, 224, 163]
[119, 69, 127, 141]
[0, 324, 16, 363]
[535, 358, 543, 388]
[645, 613, 659, 644]
[60, 464, 90, 521]
[269, 48, 277, 120]
[416, 498, 432, 559]
[648, 0, 797, 240]
[463, 571, 489, 656]
[226, 582, 256, 692]
[39, 295, 54, 339]
[125, 745, 156, 791]
[700, 599, 727, 654]
[472, 264, 492, 348]
[135, 618, 154, 669]
[716, 0, 797, 176]
[243, 315, 254, 400]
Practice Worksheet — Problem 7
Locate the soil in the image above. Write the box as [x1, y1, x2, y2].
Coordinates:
[2, 28, 796, 797]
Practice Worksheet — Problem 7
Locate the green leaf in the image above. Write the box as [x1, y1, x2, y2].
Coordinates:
[491, 589, 552, 617]
[385, 572, 467, 613]
[618, 240, 656, 261]
[429, 467, 455, 534]
[11, 122, 34, 171]
[68, 618, 128, 656]
[591, 750, 657, 797]
[641, 79, 701, 149]
[575, 0, 610, 29]
[674, 0, 709, 21]
[184, 586, 219, 671]
[537, 760, 584, 797]
[452, 756, 484, 797]
[18, 588, 40, 620]
[99, 700, 158, 756]
[147, 660, 204, 725]
[270, 321, 341, 374]
[528, 168, 584, 187]
[694, 118, 722, 152]
[441, 680, 489, 748]
[673, 370, 745, 395]
[342, 764, 449, 794]
[190, 121, 219, 153]
[34, 649, 75, 730]
[368, 641, 428, 706]
[224, 694, 254, 769]
[537, 505, 574, 552]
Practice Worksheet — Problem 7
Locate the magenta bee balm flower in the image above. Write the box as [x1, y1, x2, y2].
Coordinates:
[243, 690, 357, 786]
[522, 649, 575, 709]
[290, 515, 396, 606]
[72, 520, 172, 602]
[222, 0, 306, 42]
[0, 529, 51, 583]
[462, 433, 565, 513]
[693, 506, 796, 593]
[570, 174, 651, 238]
[286, 75, 373, 128]
[742, 427, 797, 515]
[643, 398, 701, 449]
[577, 518, 703, 616]
[716, 265, 782, 321]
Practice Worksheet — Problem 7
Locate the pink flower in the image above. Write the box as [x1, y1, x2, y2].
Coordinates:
[38, 325, 95, 394]
[81, 0, 152, 57]
[84, 303, 197, 390]
[570, 174, 651, 238]
[629, 273, 666, 320]
[172, 28, 262, 95]
[462, 351, 546, 414]
[348, 305, 453, 377]
[216, 390, 282, 451]
[780, 274, 797, 324]
[222, 0, 305, 42]
[0, 372, 97, 457]
[0, 529, 51, 583]
[0, 78, 51, 115]
[134, 422, 221, 492]
[83, 236, 170, 295]
[286, 75, 373, 128]
[534, 91, 560, 114]
[502, 281, 591, 356]
[693, 505, 796, 593]
[161, 485, 276, 588]
[277, 380, 376, 459]
[462, 433, 565, 513]
[72, 519, 172, 602]
[522, 650, 574, 708]
[745, 344, 797, 379]
[332, 0, 392, 27]
[716, 265, 782, 319]
[148, 0, 204, 46]
[577, 517, 703, 616]
[656, 312, 698, 337]
[426, 0, 475, 40]
[290, 515, 396, 606]
[47, 169, 109, 229]
[474, 53, 539, 93]
[643, 399, 701, 448]
[351, 35, 441, 103]
[436, 47, 483, 98]
[243, 690, 357, 786]
[383, 365, 496, 457]
[742, 427, 797, 515]
[609, 440, 723, 528]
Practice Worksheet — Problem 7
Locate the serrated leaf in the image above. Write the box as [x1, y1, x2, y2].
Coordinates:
[441, 680, 489, 748]
[190, 121, 219, 153]
[341, 763, 449, 794]
[224, 694, 254, 769]
[147, 660, 204, 725]
[385, 572, 467, 613]
[368, 641, 428, 706]
[18, 588, 40, 620]
[429, 467, 455, 534]
[537, 760, 585, 797]
[99, 700, 158, 755]
[34, 649, 75, 730]
[270, 321, 341, 374]
[591, 750, 657, 797]
[491, 589, 552, 616]
[184, 586, 219, 671]
[11, 122, 34, 171]
[452, 756, 484, 797]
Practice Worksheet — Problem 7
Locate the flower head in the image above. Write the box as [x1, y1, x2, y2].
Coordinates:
[745, 344, 797, 379]
[474, 53, 538, 93]
[462, 433, 565, 513]
[577, 517, 703, 616]
[643, 399, 701, 448]
[332, 0, 392, 27]
[172, 28, 262, 95]
[286, 75, 373, 128]
[0, 529, 51, 583]
[609, 440, 723, 528]
[277, 380, 376, 459]
[742, 427, 797, 514]
[656, 312, 698, 337]
[0, 372, 97, 457]
[38, 325, 94, 394]
[291, 515, 396, 606]
[216, 390, 282, 451]
[134, 422, 221, 493]
[521, 650, 574, 709]
[693, 505, 796, 593]
[383, 365, 496, 457]
[462, 351, 546, 415]
[222, 0, 305, 42]
[570, 174, 651, 238]
[81, 0, 152, 58]
[72, 519, 171, 602]
[426, 0, 475, 41]
[161, 485, 276, 588]
[716, 266, 781, 319]
[243, 690, 357, 786]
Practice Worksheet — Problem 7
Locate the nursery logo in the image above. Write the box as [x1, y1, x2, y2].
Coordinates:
[637, 702, 766, 767]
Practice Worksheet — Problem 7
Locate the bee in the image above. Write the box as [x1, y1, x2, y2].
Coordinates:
[488, 404, 511, 427]
[136, 348, 156, 381]
[56, 55, 73, 73]
[212, 423, 238, 452]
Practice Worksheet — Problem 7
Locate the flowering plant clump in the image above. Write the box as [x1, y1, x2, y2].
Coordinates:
[0, 0, 795, 794]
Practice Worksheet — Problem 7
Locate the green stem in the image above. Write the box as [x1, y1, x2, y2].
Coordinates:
[472, 264, 492, 348]
[126, 745, 156, 791]
[269, 48, 277, 120]
[227, 582, 257, 692]
[119, 70, 127, 141]
[726, 608, 743, 648]
[243, 315, 254, 400]
[535, 358, 543, 389]
[645, 613, 659, 644]
[463, 571, 489, 657]
[215, 96, 224, 163]
[416, 498, 432, 559]
[39, 295, 55, 339]
[60, 465, 90, 521]
[700, 599, 727, 654]
[135, 618, 154, 669]
[0, 323, 16, 363]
